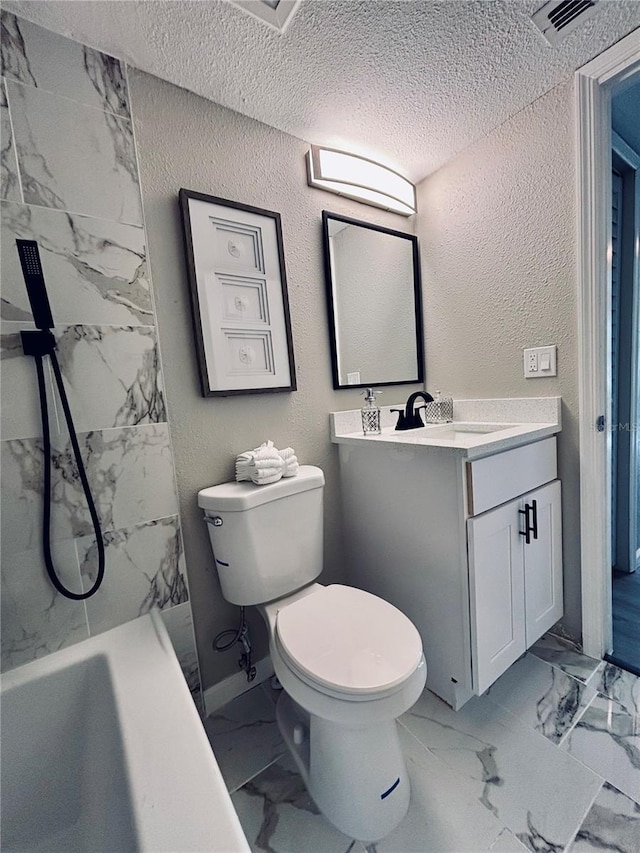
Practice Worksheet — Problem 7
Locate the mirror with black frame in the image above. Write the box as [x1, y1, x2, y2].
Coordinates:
[321, 211, 424, 390]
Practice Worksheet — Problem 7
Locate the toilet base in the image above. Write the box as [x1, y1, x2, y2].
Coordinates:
[276, 692, 410, 843]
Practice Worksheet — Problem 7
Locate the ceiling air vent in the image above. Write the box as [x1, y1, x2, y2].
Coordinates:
[532, 0, 601, 45]
[229, 0, 301, 34]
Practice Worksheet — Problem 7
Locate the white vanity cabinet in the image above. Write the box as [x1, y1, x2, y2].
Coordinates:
[336, 434, 563, 710]
[467, 479, 563, 694]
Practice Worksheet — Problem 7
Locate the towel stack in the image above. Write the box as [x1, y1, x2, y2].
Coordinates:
[235, 440, 299, 485]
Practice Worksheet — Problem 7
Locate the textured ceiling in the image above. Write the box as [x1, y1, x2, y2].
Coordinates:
[5, 0, 640, 182]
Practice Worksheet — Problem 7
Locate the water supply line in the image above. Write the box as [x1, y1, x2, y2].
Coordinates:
[213, 606, 256, 682]
[17, 239, 105, 600]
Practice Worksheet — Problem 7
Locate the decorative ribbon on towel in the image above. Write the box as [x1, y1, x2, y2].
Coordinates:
[235, 441, 299, 485]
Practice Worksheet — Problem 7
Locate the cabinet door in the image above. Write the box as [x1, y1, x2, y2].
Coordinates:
[523, 480, 563, 646]
[467, 502, 526, 694]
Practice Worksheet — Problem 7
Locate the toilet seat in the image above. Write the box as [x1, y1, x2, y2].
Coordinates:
[275, 584, 423, 698]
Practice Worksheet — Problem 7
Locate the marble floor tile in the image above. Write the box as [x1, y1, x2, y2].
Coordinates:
[591, 662, 640, 717]
[204, 684, 286, 794]
[231, 752, 365, 853]
[2, 201, 152, 325]
[567, 782, 640, 852]
[79, 515, 188, 635]
[401, 689, 603, 851]
[8, 80, 141, 224]
[1, 77, 21, 202]
[529, 634, 601, 684]
[1, 12, 130, 118]
[485, 653, 596, 744]
[560, 692, 640, 803]
[0, 539, 88, 671]
[370, 725, 509, 853]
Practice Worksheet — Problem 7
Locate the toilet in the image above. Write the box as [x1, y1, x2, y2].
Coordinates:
[198, 465, 426, 842]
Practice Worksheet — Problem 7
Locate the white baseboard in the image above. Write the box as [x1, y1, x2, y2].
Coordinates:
[203, 655, 274, 716]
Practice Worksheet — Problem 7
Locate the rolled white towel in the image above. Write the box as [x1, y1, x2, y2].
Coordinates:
[251, 467, 283, 485]
[235, 440, 284, 485]
[278, 447, 299, 477]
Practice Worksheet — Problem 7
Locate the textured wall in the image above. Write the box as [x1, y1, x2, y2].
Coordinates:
[127, 69, 422, 691]
[416, 79, 582, 638]
[0, 13, 201, 705]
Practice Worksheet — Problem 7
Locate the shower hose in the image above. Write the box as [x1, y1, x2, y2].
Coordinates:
[32, 343, 105, 600]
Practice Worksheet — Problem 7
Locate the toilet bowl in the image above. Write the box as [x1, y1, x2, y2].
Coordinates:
[261, 583, 426, 842]
[198, 466, 426, 842]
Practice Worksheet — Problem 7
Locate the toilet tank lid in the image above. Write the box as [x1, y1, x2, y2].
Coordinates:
[198, 465, 324, 512]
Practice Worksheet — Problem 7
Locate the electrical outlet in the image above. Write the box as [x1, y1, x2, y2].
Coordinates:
[524, 345, 557, 378]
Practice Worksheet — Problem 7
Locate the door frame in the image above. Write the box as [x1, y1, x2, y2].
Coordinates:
[576, 28, 640, 659]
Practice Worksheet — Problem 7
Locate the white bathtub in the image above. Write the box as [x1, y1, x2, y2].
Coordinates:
[1, 611, 250, 853]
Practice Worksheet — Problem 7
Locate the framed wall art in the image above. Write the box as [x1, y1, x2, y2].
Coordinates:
[178, 189, 297, 396]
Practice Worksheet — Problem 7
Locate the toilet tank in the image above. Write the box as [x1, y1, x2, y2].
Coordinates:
[198, 465, 325, 605]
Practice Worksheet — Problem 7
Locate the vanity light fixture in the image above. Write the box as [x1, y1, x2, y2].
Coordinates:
[306, 146, 416, 216]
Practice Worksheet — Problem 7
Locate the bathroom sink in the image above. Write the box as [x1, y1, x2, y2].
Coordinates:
[419, 422, 517, 439]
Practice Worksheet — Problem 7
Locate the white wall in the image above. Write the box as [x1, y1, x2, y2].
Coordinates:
[416, 79, 582, 639]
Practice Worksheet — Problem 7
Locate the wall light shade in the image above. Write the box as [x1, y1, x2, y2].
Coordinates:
[306, 146, 416, 216]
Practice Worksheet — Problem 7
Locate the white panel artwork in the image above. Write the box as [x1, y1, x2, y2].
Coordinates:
[179, 190, 296, 396]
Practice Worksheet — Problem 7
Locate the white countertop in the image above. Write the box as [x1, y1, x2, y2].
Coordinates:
[330, 397, 561, 460]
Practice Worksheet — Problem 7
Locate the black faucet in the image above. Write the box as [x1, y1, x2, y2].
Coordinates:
[392, 390, 434, 430]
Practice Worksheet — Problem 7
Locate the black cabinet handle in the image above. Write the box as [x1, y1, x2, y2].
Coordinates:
[519, 500, 538, 545]
[531, 499, 538, 541]
[519, 503, 531, 545]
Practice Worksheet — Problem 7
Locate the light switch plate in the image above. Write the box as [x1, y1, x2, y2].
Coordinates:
[524, 345, 556, 378]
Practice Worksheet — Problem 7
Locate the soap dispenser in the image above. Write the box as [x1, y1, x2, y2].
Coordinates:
[433, 390, 453, 423]
[361, 388, 382, 435]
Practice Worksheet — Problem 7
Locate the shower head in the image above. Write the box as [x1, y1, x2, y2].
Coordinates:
[16, 239, 54, 331]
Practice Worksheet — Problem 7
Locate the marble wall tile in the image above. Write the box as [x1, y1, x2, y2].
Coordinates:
[161, 602, 203, 712]
[560, 692, 640, 803]
[2, 201, 152, 325]
[486, 653, 596, 745]
[1, 424, 177, 556]
[1, 77, 21, 201]
[488, 829, 529, 852]
[401, 689, 603, 852]
[568, 782, 640, 853]
[78, 516, 188, 635]
[529, 633, 602, 684]
[1, 436, 60, 558]
[1, 539, 88, 671]
[72, 424, 179, 533]
[1, 12, 130, 118]
[52, 325, 166, 430]
[7, 81, 141, 224]
[0, 326, 54, 440]
[203, 686, 285, 794]
[231, 752, 363, 853]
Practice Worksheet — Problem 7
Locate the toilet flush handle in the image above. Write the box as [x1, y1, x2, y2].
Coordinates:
[205, 516, 223, 527]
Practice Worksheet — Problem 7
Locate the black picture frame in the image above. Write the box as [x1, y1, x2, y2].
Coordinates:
[179, 189, 297, 397]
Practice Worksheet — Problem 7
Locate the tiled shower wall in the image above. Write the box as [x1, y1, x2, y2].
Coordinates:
[0, 12, 202, 707]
